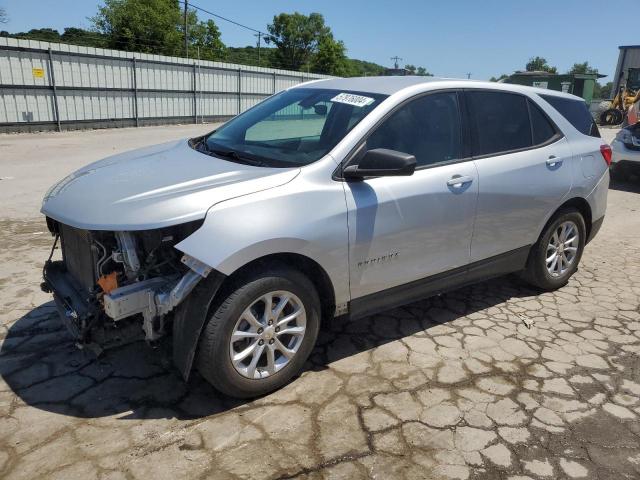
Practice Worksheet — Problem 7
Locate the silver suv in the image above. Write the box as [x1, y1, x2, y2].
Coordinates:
[41, 77, 610, 397]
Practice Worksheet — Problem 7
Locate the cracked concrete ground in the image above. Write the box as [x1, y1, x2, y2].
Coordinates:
[1, 126, 640, 479]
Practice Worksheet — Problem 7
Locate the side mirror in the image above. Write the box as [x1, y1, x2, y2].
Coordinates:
[343, 148, 416, 180]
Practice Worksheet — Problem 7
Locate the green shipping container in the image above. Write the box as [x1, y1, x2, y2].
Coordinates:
[503, 71, 605, 104]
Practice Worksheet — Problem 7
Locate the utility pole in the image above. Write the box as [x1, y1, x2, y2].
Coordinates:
[466, 72, 472, 79]
[254, 32, 262, 65]
[184, 0, 189, 58]
[391, 56, 402, 70]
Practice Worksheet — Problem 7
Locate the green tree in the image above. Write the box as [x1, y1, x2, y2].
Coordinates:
[311, 36, 348, 76]
[405, 64, 416, 74]
[344, 58, 386, 77]
[490, 74, 509, 82]
[594, 81, 613, 99]
[11, 28, 61, 42]
[92, 0, 184, 55]
[416, 66, 432, 76]
[91, 0, 224, 59]
[526, 56, 557, 74]
[568, 61, 598, 75]
[61, 27, 107, 47]
[189, 18, 226, 60]
[265, 12, 331, 71]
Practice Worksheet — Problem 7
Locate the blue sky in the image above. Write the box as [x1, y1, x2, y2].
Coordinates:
[1, 0, 634, 81]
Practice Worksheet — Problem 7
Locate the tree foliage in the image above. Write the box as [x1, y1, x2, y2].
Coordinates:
[91, 0, 225, 59]
[490, 74, 509, 82]
[1, 3, 422, 77]
[594, 81, 613, 100]
[311, 36, 349, 76]
[525, 56, 557, 74]
[91, 0, 183, 55]
[568, 61, 598, 75]
[265, 12, 331, 71]
[404, 64, 432, 76]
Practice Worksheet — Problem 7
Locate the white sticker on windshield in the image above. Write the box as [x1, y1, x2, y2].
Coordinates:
[331, 93, 375, 108]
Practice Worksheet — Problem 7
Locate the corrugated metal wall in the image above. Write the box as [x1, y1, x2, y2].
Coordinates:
[612, 46, 640, 94]
[0, 37, 331, 132]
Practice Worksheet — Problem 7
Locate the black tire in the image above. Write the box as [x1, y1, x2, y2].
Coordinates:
[610, 163, 627, 182]
[599, 108, 623, 126]
[196, 265, 320, 398]
[522, 209, 586, 291]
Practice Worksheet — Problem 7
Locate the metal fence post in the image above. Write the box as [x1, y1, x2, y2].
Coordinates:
[132, 57, 139, 127]
[193, 63, 197, 124]
[47, 48, 61, 132]
[272, 72, 276, 94]
[237, 68, 242, 115]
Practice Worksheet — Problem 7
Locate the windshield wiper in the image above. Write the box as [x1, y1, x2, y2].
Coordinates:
[208, 148, 267, 167]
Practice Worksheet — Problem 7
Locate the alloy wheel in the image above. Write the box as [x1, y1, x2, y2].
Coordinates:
[229, 290, 307, 379]
[546, 221, 579, 277]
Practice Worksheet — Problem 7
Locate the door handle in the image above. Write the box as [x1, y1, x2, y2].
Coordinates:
[447, 175, 473, 188]
[546, 155, 562, 167]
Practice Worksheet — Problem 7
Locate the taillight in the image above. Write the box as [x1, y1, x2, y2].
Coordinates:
[600, 144, 612, 166]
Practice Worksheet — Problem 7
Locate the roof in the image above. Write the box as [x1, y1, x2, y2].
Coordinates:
[619, 45, 640, 50]
[300, 76, 447, 95]
[298, 75, 583, 101]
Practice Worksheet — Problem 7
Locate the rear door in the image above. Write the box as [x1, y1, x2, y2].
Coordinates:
[467, 90, 573, 262]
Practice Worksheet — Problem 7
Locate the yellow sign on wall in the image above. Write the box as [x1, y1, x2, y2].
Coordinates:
[32, 67, 45, 78]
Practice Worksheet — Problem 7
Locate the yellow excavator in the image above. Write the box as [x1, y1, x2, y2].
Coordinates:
[600, 67, 640, 126]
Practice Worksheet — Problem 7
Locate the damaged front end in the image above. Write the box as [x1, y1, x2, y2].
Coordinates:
[41, 218, 211, 356]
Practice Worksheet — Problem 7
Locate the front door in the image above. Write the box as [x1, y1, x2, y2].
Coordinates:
[342, 91, 479, 301]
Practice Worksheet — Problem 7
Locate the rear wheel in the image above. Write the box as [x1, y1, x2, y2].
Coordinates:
[522, 209, 586, 290]
[196, 266, 320, 398]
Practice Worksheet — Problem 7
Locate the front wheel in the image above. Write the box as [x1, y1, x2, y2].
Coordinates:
[196, 266, 320, 398]
[522, 209, 586, 290]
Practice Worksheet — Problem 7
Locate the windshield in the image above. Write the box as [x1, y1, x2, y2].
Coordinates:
[195, 88, 387, 167]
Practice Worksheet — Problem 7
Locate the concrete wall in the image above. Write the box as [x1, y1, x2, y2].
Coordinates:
[0, 37, 331, 133]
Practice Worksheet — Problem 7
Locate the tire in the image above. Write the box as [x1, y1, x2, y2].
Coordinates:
[196, 265, 320, 398]
[599, 108, 623, 126]
[610, 163, 627, 182]
[522, 209, 586, 291]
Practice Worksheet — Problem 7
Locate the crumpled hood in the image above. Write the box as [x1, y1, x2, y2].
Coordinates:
[41, 139, 300, 230]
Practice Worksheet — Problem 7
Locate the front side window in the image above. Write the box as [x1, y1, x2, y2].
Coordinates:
[366, 92, 462, 168]
[197, 88, 387, 167]
[467, 91, 532, 156]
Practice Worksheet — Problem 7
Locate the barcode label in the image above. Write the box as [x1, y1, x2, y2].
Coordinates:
[331, 93, 375, 108]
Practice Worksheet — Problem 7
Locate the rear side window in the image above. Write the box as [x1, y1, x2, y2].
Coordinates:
[540, 94, 600, 138]
[467, 91, 532, 156]
[528, 99, 559, 145]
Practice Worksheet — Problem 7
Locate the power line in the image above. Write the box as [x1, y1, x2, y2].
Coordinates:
[391, 56, 402, 69]
[180, 0, 266, 35]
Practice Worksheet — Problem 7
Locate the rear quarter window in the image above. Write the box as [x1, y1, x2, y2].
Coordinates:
[540, 94, 600, 138]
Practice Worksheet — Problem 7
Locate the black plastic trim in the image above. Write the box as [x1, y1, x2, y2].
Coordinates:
[172, 270, 227, 380]
[349, 245, 531, 320]
[587, 216, 604, 244]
